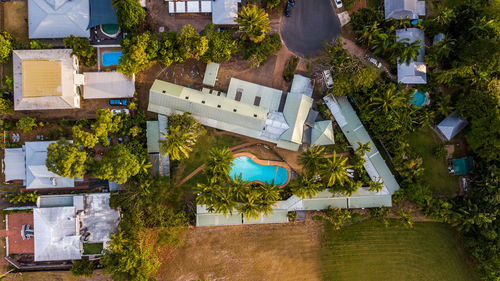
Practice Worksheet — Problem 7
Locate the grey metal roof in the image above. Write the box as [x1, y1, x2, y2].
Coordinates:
[212, 0, 241, 25]
[28, 0, 90, 39]
[202, 63, 220, 87]
[3, 148, 26, 182]
[25, 141, 75, 189]
[80, 193, 119, 243]
[88, 0, 118, 29]
[396, 28, 427, 84]
[436, 111, 469, 141]
[385, 0, 425, 19]
[310, 120, 335, 146]
[147, 121, 160, 154]
[290, 74, 314, 97]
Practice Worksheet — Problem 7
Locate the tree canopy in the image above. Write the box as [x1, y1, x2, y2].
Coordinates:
[0, 31, 13, 63]
[113, 0, 146, 33]
[46, 140, 87, 178]
[236, 4, 271, 43]
[93, 144, 140, 184]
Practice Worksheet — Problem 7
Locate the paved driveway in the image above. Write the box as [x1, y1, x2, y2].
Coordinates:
[280, 0, 341, 57]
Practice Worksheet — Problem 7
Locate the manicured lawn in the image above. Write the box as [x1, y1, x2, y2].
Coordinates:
[407, 128, 459, 196]
[83, 242, 103, 255]
[321, 219, 477, 281]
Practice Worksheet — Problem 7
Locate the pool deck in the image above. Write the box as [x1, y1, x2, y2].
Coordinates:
[233, 152, 292, 187]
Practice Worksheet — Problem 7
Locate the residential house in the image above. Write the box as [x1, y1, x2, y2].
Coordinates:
[385, 0, 425, 20]
[436, 111, 469, 141]
[13, 49, 83, 111]
[396, 28, 427, 84]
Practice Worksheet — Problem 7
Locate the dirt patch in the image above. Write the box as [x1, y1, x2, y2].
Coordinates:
[1, 1, 28, 44]
[5, 269, 110, 281]
[233, 143, 283, 162]
[156, 214, 325, 281]
[147, 0, 212, 32]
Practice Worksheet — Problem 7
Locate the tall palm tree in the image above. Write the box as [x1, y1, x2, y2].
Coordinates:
[399, 40, 422, 65]
[369, 180, 384, 192]
[368, 84, 407, 115]
[299, 145, 327, 176]
[194, 183, 236, 216]
[437, 38, 456, 59]
[159, 125, 196, 160]
[358, 23, 382, 47]
[289, 174, 323, 199]
[237, 189, 262, 219]
[231, 176, 250, 202]
[341, 180, 363, 197]
[434, 8, 455, 26]
[235, 4, 270, 43]
[355, 141, 372, 157]
[205, 147, 233, 184]
[323, 151, 351, 187]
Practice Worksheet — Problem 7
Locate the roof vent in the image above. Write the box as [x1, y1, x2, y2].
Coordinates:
[50, 177, 57, 186]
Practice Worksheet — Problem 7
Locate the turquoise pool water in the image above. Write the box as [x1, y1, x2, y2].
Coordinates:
[102, 52, 122, 66]
[229, 156, 289, 185]
[411, 91, 427, 106]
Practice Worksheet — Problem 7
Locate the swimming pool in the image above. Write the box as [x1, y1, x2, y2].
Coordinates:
[229, 156, 289, 186]
[411, 91, 428, 107]
[102, 52, 123, 66]
[100, 24, 121, 38]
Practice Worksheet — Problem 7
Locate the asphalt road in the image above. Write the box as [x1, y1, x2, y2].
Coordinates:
[280, 0, 341, 57]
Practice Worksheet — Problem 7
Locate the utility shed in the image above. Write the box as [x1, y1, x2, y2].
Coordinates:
[83, 72, 135, 99]
[436, 111, 468, 141]
[202, 63, 219, 87]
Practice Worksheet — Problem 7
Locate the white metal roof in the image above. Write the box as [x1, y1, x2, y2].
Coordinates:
[202, 63, 219, 87]
[226, 78, 283, 111]
[3, 148, 26, 182]
[201, 1, 212, 12]
[212, 0, 241, 25]
[187, 1, 200, 12]
[28, 0, 90, 39]
[34, 206, 81, 261]
[80, 193, 119, 243]
[290, 74, 314, 97]
[176, 1, 186, 13]
[83, 72, 135, 99]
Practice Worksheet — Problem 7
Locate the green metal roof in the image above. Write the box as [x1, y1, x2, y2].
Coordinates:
[281, 93, 313, 144]
[349, 195, 392, 208]
[311, 120, 335, 146]
[146, 121, 159, 153]
[243, 209, 289, 224]
[196, 213, 243, 226]
[202, 62, 219, 87]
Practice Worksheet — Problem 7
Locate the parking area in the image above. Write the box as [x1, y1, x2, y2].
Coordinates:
[280, 0, 341, 57]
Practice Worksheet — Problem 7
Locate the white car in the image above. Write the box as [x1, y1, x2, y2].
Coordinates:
[111, 109, 130, 115]
[368, 57, 382, 68]
[335, 0, 343, 8]
[323, 70, 334, 89]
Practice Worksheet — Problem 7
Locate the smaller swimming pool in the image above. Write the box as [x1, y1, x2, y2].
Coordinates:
[101, 24, 121, 38]
[102, 52, 123, 66]
[229, 156, 289, 186]
[411, 91, 428, 107]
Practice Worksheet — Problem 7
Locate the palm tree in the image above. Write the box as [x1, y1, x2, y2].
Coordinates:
[235, 4, 270, 43]
[159, 125, 196, 160]
[138, 158, 152, 174]
[437, 38, 456, 59]
[358, 23, 382, 47]
[340, 180, 363, 197]
[355, 141, 372, 157]
[398, 40, 422, 65]
[299, 145, 327, 176]
[435, 94, 455, 118]
[205, 147, 233, 184]
[369, 179, 384, 192]
[237, 189, 262, 219]
[434, 8, 455, 26]
[323, 151, 351, 187]
[289, 174, 323, 199]
[368, 84, 407, 115]
[194, 183, 236, 216]
[231, 176, 250, 202]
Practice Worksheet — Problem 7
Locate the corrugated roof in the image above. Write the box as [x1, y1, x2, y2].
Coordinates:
[3, 148, 26, 182]
[22, 60, 62, 97]
[290, 74, 314, 97]
[226, 78, 283, 111]
[280, 93, 313, 144]
[37, 194, 74, 208]
[385, 0, 425, 19]
[202, 63, 220, 87]
[396, 28, 427, 84]
[436, 111, 468, 141]
[83, 72, 135, 99]
[29, 0, 90, 39]
[147, 121, 160, 154]
[158, 114, 170, 176]
[243, 209, 289, 224]
[212, 0, 241, 25]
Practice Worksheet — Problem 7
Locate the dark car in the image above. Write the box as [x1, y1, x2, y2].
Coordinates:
[109, 99, 127, 106]
[285, 0, 295, 17]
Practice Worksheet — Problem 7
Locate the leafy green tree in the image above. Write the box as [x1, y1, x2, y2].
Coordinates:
[72, 126, 98, 149]
[236, 4, 271, 43]
[177, 25, 209, 61]
[101, 231, 160, 281]
[160, 113, 206, 160]
[63, 36, 96, 66]
[113, 0, 146, 33]
[0, 97, 13, 113]
[93, 144, 140, 184]
[46, 140, 87, 178]
[201, 24, 237, 63]
[322, 151, 351, 187]
[0, 31, 13, 63]
[299, 145, 326, 177]
[289, 174, 323, 199]
[16, 117, 37, 132]
[118, 32, 159, 75]
[205, 147, 233, 184]
[71, 260, 95, 277]
[351, 9, 384, 40]
[315, 207, 353, 230]
[157, 31, 181, 66]
[92, 109, 122, 146]
[239, 33, 282, 67]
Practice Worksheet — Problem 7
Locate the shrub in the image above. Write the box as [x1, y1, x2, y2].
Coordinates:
[63, 35, 96, 66]
[16, 117, 37, 132]
[287, 211, 298, 222]
[0, 31, 13, 63]
[30, 40, 52, 49]
[239, 33, 282, 68]
[7, 191, 39, 204]
[265, 0, 283, 10]
[283, 56, 299, 82]
[71, 259, 96, 277]
[114, 0, 146, 33]
[0, 98, 13, 114]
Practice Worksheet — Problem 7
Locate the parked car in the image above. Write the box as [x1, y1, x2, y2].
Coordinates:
[335, 0, 343, 8]
[368, 57, 382, 68]
[285, 0, 295, 17]
[323, 70, 333, 89]
[111, 109, 130, 116]
[109, 99, 127, 106]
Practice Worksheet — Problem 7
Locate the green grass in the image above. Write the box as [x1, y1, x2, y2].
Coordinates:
[407, 128, 459, 196]
[321, 219, 477, 281]
[82, 242, 103, 255]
